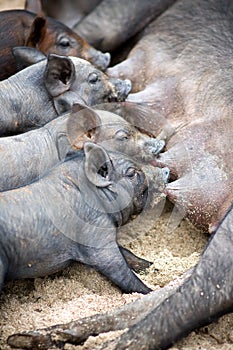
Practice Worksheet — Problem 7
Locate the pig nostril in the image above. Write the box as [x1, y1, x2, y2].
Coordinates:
[113, 78, 132, 101]
[104, 52, 111, 65]
[157, 140, 165, 154]
[114, 79, 132, 97]
[163, 167, 170, 180]
[159, 140, 166, 149]
[153, 140, 165, 154]
[124, 79, 132, 94]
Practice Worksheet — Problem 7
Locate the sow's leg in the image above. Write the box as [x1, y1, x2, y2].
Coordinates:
[8, 271, 191, 349]
[105, 206, 233, 350]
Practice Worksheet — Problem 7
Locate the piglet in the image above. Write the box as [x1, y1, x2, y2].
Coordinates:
[0, 142, 169, 294]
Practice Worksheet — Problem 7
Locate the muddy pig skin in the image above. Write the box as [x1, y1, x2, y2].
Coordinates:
[0, 48, 131, 136]
[0, 9, 110, 80]
[0, 142, 169, 294]
[0, 104, 164, 191]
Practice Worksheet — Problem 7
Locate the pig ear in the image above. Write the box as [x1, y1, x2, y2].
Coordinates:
[25, 16, 47, 47]
[66, 104, 102, 149]
[44, 54, 75, 97]
[84, 142, 113, 187]
[12, 46, 46, 70]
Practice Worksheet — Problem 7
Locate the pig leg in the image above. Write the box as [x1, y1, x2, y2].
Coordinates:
[7, 270, 192, 349]
[78, 244, 152, 294]
[119, 245, 152, 273]
[99, 207, 233, 350]
[7, 289, 172, 350]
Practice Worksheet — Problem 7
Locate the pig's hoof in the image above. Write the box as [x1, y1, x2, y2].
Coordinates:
[7, 332, 52, 350]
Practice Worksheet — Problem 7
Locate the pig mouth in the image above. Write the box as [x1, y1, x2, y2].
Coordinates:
[131, 187, 149, 216]
[108, 94, 119, 103]
[163, 185, 178, 203]
[142, 187, 149, 208]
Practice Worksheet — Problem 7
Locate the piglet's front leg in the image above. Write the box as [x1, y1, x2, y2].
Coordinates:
[80, 244, 152, 295]
[119, 246, 152, 273]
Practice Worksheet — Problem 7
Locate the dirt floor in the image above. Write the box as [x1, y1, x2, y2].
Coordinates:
[1, 203, 233, 350]
[1, 1, 233, 350]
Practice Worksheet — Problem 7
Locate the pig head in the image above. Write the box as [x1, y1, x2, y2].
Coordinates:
[0, 48, 131, 136]
[0, 9, 110, 81]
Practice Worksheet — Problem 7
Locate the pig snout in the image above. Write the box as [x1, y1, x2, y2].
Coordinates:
[161, 167, 170, 182]
[110, 78, 132, 102]
[147, 166, 170, 193]
[85, 47, 111, 71]
[143, 139, 165, 156]
[154, 166, 170, 186]
[93, 51, 111, 71]
[140, 165, 170, 210]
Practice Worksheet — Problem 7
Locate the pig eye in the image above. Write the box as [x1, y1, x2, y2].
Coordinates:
[126, 167, 137, 178]
[88, 72, 99, 84]
[115, 129, 130, 140]
[58, 37, 71, 48]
